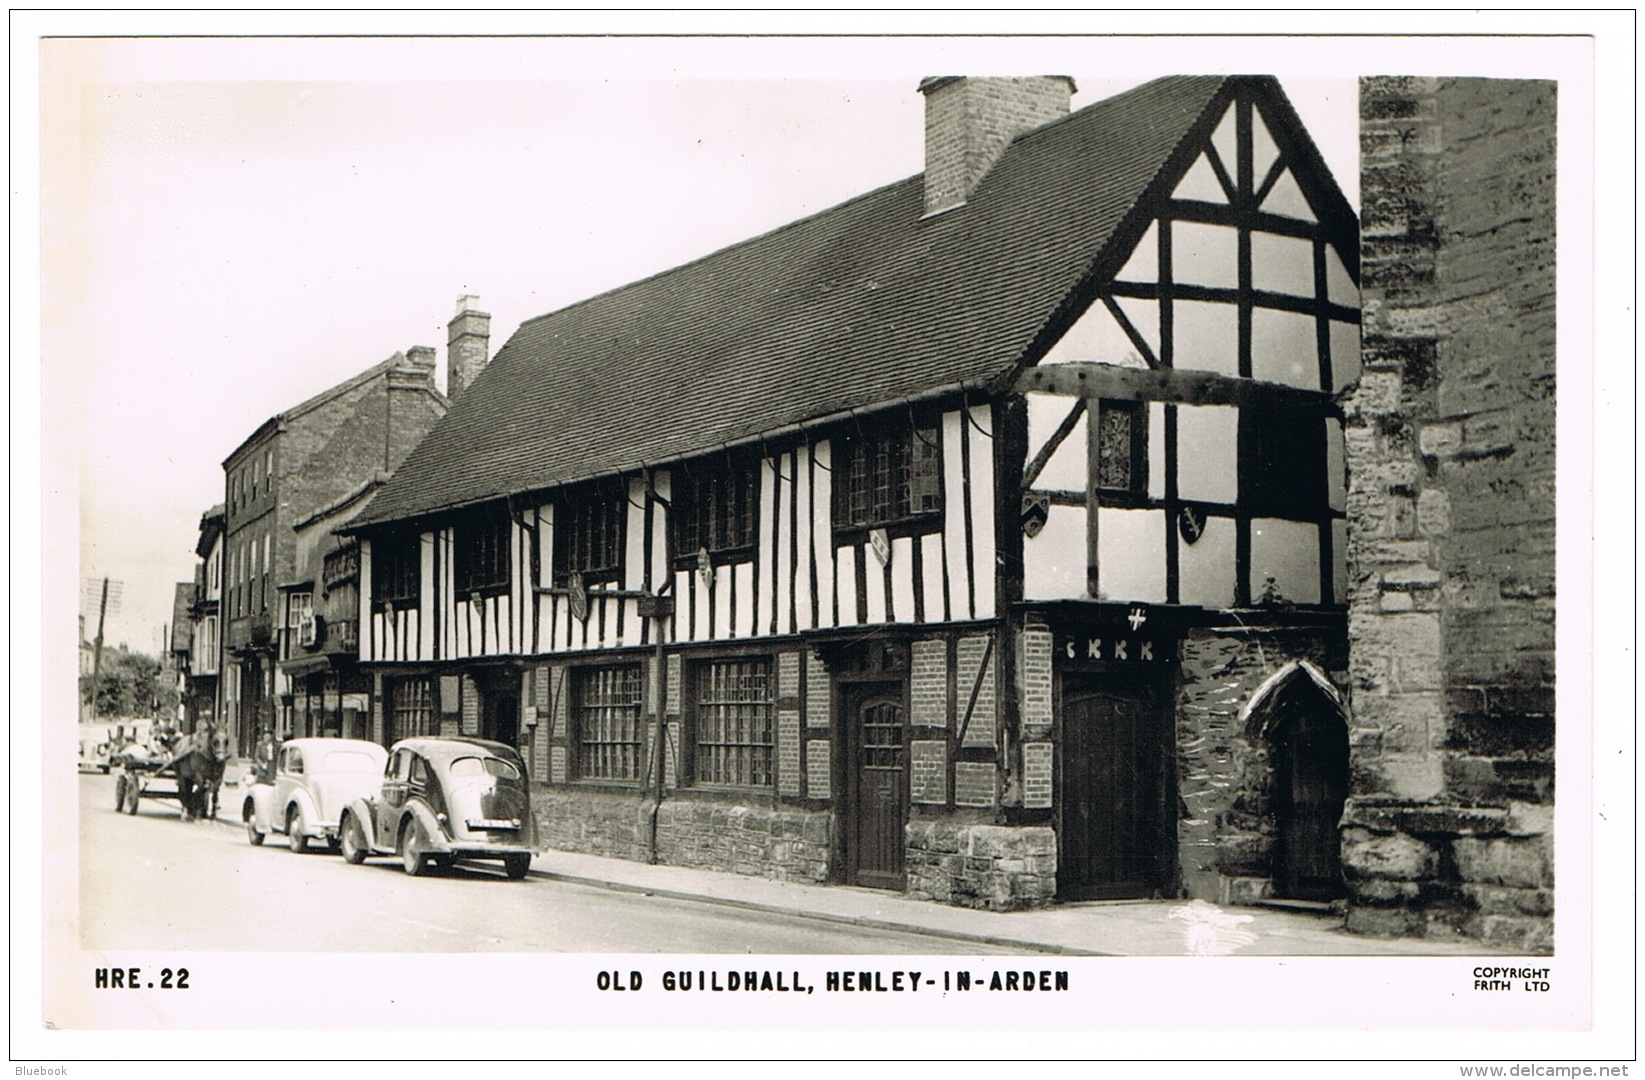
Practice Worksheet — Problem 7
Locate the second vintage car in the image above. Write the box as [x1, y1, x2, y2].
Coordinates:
[338, 737, 538, 879]
[243, 737, 390, 852]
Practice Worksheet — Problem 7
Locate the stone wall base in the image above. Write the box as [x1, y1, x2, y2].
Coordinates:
[1341, 799, 1553, 953]
[906, 816, 1056, 911]
[529, 787, 831, 885]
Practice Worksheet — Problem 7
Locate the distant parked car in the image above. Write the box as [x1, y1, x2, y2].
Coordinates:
[338, 737, 537, 879]
[78, 727, 114, 773]
[243, 738, 390, 853]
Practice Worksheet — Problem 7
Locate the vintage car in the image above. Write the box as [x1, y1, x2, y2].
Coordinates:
[77, 727, 113, 773]
[243, 738, 389, 853]
[338, 737, 537, 879]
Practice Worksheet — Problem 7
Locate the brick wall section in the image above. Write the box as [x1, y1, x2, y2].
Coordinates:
[910, 740, 948, 804]
[776, 708, 802, 797]
[1176, 626, 1346, 904]
[1346, 77, 1555, 950]
[665, 654, 682, 716]
[953, 761, 997, 808]
[1021, 742, 1053, 809]
[956, 635, 997, 747]
[1018, 616, 1055, 737]
[906, 815, 1057, 910]
[777, 651, 800, 699]
[460, 675, 479, 736]
[910, 639, 948, 727]
[805, 650, 830, 728]
[806, 740, 831, 800]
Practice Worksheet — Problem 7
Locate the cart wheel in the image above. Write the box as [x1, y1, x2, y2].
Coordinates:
[122, 777, 141, 815]
[114, 774, 128, 811]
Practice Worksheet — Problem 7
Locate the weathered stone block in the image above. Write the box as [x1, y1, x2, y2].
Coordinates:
[1464, 883, 1553, 917]
[1504, 801, 1553, 837]
[1345, 905, 1423, 937]
[1453, 836, 1552, 889]
[1341, 828, 1438, 881]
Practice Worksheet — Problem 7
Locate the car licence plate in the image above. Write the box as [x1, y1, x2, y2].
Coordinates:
[466, 818, 519, 831]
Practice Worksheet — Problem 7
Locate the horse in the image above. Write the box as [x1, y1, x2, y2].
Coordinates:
[172, 725, 229, 822]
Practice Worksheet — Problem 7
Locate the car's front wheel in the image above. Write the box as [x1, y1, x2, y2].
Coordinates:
[244, 803, 265, 845]
[339, 812, 368, 865]
[287, 807, 310, 854]
[400, 819, 432, 876]
[503, 853, 531, 880]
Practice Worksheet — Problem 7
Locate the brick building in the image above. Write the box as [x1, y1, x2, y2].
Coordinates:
[348, 76, 1361, 910]
[179, 504, 225, 731]
[1341, 77, 1556, 950]
[218, 337, 450, 753]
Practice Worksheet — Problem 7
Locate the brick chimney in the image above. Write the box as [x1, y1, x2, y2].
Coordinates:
[447, 294, 491, 402]
[918, 76, 1076, 216]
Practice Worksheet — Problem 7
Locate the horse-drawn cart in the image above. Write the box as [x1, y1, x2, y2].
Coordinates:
[111, 731, 226, 820]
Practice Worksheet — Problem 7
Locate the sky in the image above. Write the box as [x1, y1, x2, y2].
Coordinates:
[38, 36, 1373, 656]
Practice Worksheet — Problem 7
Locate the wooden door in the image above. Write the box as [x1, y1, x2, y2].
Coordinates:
[845, 682, 907, 890]
[1059, 680, 1173, 899]
[1272, 700, 1348, 900]
[483, 690, 520, 749]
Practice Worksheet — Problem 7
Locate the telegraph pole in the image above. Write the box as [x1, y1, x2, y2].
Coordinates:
[90, 577, 109, 719]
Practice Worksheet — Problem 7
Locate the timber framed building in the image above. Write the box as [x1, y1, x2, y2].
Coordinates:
[349, 76, 1361, 909]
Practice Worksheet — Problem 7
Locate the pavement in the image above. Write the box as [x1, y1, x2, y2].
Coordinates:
[524, 848, 1513, 957]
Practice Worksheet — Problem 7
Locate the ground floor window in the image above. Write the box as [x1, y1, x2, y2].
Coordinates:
[390, 677, 438, 741]
[692, 657, 774, 788]
[575, 665, 644, 781]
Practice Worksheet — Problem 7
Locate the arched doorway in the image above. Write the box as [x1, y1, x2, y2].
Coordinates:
[1244, 663, 1349, 902]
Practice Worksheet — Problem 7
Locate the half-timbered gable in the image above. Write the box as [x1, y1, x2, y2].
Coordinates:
[349, 76, 1359, 912]
[1016, 78, 1358, 613]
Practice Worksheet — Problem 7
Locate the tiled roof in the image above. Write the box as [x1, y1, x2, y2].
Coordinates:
[358, 76, 1239, 527]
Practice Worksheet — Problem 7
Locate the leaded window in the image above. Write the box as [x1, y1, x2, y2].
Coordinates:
[575, 665, 644, 781]
[372, 532, 421, 609]
[390, 677, 437, 741]
[675, 455, 758, 560]
[555, 484, 624, 585]
[692, 658, 774, 788]
[455, 512, 511, 595]
[1096, 400, 1146, 492]
[835, 417, 942, 531]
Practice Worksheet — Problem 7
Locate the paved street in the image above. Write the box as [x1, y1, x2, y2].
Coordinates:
[77, 773, 1018, 954]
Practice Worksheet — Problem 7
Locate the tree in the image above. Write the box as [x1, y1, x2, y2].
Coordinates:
[79, 646, 178, 719]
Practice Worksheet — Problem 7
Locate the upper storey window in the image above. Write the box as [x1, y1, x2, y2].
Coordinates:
[372, 532, 421, 610]
[834, 415, 942, 534]
[674, 453, 758, 562]
[455, 511, 511, 596]
[555, 482, 624, 587]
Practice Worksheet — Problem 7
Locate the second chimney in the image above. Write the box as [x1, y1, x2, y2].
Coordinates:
[918, 76, 1076, 216]
[447, 294, 491, 402]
